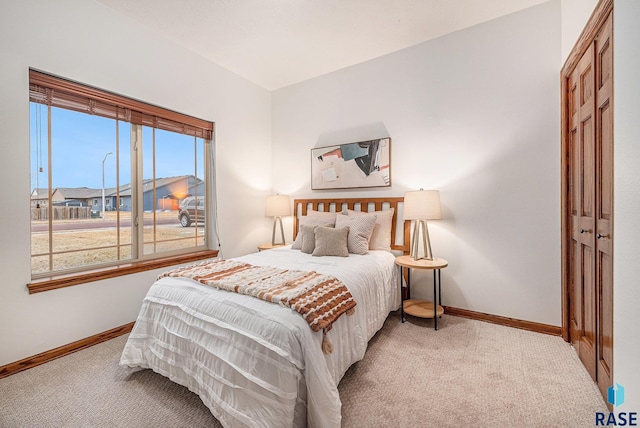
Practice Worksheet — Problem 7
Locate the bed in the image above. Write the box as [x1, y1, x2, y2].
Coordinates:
[120, 197, 409, 427]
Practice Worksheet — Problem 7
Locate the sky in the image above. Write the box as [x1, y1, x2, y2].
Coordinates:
[30, 103, 205, 191]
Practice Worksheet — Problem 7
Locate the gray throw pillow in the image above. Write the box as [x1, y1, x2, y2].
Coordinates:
[312, 226, 349, 257]
[301, 224, 317, 254]
[335, 213, 376, 255]
[291, 216, 335, 250]
[347, 208, 394, 251]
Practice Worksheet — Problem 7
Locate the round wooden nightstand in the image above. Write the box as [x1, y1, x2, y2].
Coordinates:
[257, 243, 288, 251]
[395, 255, 449, 330]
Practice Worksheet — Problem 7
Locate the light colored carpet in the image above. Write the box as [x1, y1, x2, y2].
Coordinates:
[0, 313, 606, 427]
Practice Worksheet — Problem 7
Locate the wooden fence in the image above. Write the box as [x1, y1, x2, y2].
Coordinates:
[31, 206, 93, 221]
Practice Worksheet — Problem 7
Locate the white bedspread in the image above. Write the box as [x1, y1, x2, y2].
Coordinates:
[120, 247, 399, 427]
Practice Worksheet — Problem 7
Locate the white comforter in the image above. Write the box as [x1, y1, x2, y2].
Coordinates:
[120, 247, 399, 427]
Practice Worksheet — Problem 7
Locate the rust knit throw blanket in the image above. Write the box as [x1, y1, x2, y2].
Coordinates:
[159, 259, 357, 354]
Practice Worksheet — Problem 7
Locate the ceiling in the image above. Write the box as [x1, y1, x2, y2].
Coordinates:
[97, 0, 549, 90]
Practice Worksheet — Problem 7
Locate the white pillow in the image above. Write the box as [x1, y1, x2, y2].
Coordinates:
[307, 209, 338, 221]
[347, 208, 394, 252]
[291, 216, 335, 250]
[335, 213, 376, 255]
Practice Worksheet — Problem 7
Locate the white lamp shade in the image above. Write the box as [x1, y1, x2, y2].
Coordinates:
[403, 189, 442, 220]
[265, 194, 291, 217]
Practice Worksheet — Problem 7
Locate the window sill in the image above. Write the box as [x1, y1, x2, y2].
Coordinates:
[27, 250, 219, 294]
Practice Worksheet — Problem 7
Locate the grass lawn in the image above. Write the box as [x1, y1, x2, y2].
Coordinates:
[31, 211, 205, 273]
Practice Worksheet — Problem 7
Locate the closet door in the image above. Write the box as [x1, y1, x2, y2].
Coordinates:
[563, 1, 613, 406]
[595, 13, 613, 401]
[568, 44, 597, 381]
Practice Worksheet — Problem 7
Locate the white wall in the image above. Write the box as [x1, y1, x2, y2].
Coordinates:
[272, 2, 562, 325]
[613, 0, 640, 412]
[561, 0, 600, 61]
[0, 0, 272, 366]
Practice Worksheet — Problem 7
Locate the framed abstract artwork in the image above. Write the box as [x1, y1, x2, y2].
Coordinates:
[311, 138, 391, 190]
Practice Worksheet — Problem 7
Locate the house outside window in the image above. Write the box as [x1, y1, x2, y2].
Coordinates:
[29, 70, 214, 280]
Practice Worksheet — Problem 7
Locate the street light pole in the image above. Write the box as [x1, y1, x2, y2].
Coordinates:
[102, 152, 113, 220]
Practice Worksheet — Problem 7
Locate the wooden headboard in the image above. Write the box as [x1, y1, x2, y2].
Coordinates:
[292, 197, 410, 253]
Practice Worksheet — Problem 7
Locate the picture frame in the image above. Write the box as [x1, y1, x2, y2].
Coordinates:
[311, 138, 391, 190]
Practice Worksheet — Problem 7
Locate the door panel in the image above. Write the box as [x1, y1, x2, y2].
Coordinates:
[581, 243, 597, 380]
[598, 251, 613, 374]
[573, 44, 597, 381]
[569, 68, 584, 356]
[569, 128, 578, 216]
[580, 116, 594, 218]
[595, 12, 613, 401]
[568, 71, 581, 352]
[563, 4, 613, 407]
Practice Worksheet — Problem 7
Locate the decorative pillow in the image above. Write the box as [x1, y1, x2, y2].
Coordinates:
[307, 209, 338, 221]
[312, 226, 349, 257]
[291, 216, 335, 250]
[300, 224, 317, 254]
[335, 213, 376, 255]
[347, 208, 394, 252]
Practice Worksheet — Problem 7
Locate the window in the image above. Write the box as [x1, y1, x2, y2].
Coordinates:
[29, 70, 215, 284]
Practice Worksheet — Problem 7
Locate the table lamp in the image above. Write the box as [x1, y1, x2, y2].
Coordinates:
[265, 194, 291, 246]
[403, 189, 442, 260]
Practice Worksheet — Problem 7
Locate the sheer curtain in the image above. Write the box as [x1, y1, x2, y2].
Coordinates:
[206, 134, 221, 258]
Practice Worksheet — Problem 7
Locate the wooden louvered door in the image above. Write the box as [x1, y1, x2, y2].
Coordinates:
[562, 3, 613, 407]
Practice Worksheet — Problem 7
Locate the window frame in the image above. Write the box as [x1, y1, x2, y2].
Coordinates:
[27, 70, 217, 293]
